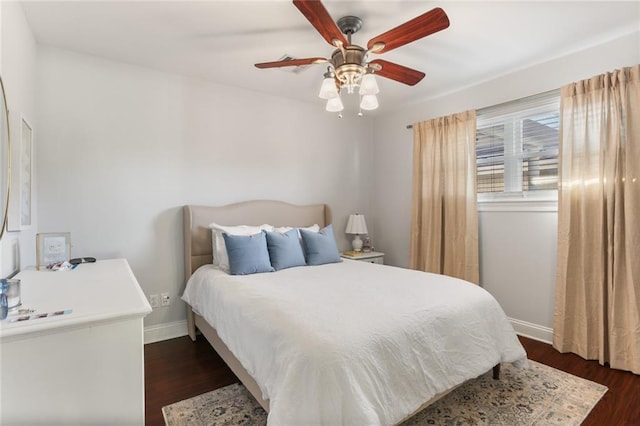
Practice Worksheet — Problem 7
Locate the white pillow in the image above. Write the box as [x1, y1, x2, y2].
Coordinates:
[273, 224, 320, 237]
[209, 223, 274, 273]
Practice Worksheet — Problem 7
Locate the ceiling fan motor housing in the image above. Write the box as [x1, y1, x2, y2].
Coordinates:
[337, 16, 363, 37]
[331, 46, 366, 94]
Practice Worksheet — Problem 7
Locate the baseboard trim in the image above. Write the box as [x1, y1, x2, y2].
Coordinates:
[510, 317, 553, 345]
[144, 320, 189, 344]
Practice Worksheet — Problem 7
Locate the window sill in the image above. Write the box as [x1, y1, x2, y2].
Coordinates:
[478, 198, 557, 212]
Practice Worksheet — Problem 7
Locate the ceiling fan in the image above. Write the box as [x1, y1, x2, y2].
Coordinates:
[255, 0, 450, 114]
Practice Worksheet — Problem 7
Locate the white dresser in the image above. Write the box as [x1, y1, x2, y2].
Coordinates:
[0, 259, 152, 425]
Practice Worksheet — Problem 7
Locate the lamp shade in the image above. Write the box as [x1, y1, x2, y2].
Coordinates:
[359, 73, 379, 95]
[326, 96, 344, 112]
[345, 214, 368, 235]
[360, 94, 379, 111]
[318, 77, 339, 99]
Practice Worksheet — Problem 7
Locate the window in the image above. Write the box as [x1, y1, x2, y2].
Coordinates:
[476, 90, 560, 201]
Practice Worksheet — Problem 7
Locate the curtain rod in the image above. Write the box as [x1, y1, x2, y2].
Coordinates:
[405, 88, 559, 130]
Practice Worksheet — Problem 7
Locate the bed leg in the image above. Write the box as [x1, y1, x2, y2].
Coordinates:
[187, 306, 197, 341]
[492, 363, 501, 380]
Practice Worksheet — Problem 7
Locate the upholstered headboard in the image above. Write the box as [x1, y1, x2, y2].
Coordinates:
[183, 200, 332, 283]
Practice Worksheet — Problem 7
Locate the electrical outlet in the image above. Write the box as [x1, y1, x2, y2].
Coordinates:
[161, 292, 170, 307]
[149, 294, 159, 308]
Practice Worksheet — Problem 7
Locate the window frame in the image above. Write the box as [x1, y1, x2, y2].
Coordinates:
[476, 90, 560, 207]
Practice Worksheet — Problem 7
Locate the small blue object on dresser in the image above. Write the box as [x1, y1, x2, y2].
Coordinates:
[300, 224, 342, 266]
[0, 278, 21, 320]
[222, 232, 275, 275]
[1, 291, 7, 320]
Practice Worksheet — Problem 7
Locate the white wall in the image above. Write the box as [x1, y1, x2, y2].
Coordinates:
[7, 3, 639, 343]
[371, 31, 640, 342]
[35, 46, 374, 335]
[0, 2, 37, 277]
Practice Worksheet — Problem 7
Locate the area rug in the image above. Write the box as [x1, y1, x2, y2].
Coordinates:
[162, 360, 607, 425]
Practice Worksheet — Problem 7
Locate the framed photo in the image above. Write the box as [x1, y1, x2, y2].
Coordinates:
[36, 233, 71, 270]
[7, 114, 34, 231]
[20, 116, 32, 228]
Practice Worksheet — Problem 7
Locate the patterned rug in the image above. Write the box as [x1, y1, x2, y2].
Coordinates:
[162, 360, 607, 425]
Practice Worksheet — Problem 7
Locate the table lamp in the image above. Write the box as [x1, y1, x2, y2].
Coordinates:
[345, 214, 368, 252]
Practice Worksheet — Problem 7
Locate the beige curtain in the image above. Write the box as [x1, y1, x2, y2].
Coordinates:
[409, 110, 479, 284]
[553, 64, 640, 374]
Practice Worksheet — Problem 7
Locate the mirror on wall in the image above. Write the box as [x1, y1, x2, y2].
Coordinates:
[0, 75, 11, 240]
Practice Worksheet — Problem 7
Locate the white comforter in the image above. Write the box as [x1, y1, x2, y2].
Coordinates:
[182, 260, 527, 426]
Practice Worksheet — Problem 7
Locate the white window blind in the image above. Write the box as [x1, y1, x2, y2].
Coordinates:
[476, 90, 560, 199]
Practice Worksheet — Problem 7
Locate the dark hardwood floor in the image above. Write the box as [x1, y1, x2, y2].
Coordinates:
[145, 335, 238, 425]
[145, 335, 640, 425]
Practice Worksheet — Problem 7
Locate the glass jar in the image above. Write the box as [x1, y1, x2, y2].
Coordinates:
[0, 278, 21, 314]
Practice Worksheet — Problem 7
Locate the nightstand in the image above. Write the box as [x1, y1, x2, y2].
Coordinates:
[341, 251, 385, 265]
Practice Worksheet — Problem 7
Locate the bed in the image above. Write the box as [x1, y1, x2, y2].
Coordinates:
[181, 201, 527, 425]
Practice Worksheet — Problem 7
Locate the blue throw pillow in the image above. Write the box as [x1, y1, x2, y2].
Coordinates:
[265, 229, 306, 271]
[299, 224, 342, 266]
[222, 232, 275, 275]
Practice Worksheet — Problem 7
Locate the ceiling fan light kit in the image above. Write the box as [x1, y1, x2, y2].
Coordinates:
[255, 0, 450, 116]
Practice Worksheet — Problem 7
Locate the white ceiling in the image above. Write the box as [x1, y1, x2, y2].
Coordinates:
[20, 1, 640, 113]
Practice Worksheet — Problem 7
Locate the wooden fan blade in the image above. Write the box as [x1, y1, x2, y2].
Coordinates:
[367, 7, 449, 54]
[369, 59, 425, 86]
[293, 0, 348, 47]
[255, 57, 327, 69]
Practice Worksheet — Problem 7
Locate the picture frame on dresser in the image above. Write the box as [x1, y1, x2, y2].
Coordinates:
[36, 232, 71, 269]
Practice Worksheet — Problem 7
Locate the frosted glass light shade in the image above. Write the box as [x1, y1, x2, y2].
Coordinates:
[360, 94, 379, 111]
[318, 77, 339, 99]
[359, 74, 379, 95]
[326, 96, 344, 112]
